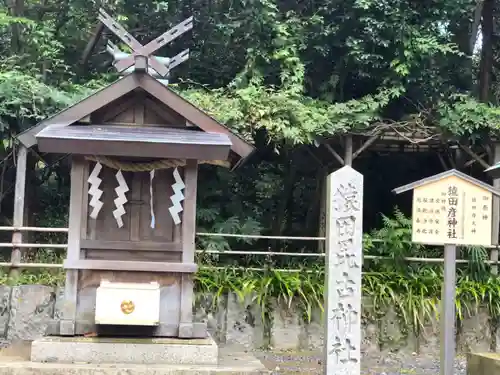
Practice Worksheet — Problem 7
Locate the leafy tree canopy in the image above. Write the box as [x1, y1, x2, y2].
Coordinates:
[0, 0, 497, 144]
[0, 0, 498, 248]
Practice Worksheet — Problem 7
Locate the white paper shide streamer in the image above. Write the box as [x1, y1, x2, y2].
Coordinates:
[113, 170, 130, 228]
[168, 167, 185, 225]
[150, 169, 156, 229]
[88, 162, 104, 219]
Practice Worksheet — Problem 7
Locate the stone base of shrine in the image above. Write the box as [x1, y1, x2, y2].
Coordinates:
[30, 335, 220, 365]
[0, 341, 269, 375]
[467, 352, 500, 375]
[46, 319, 209, 339]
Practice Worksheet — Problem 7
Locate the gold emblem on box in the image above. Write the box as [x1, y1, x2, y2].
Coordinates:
[120, 300, 135, 314]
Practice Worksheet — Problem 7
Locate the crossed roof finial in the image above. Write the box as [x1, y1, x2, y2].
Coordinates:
[98, 8, 193, 79]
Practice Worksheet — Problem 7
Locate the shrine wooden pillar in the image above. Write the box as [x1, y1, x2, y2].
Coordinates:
[60, 157, 87, 335]
[179, 159, 197, 337]
[10, 144, 28, 280]
[344, 134, 353, 166]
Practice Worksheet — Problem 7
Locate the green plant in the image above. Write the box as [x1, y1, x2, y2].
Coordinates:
[364, 207, 441, 274]
[0, 267, 64, 286]
[362, 269, 440, 343]
[460, 245, 490, 282]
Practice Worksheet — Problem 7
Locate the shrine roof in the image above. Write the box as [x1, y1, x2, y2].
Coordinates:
[16, 72, 254, 163]
[392, 169, 500, 196]
[36, 124, 232, 161]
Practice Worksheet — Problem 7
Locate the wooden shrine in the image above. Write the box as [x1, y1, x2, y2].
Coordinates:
[15, 10, 254, 339]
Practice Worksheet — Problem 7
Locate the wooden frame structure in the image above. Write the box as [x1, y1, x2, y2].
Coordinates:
[313, 124, 500, 262]
[15, 47, 253, 338]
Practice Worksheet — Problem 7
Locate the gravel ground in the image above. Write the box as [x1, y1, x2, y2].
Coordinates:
[254, 350, 467, 374]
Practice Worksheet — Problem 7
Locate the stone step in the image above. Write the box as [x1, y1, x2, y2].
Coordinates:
[0, 340, 270, 375]
[30, 336, 219, 365]
[0, 361, 270, 375]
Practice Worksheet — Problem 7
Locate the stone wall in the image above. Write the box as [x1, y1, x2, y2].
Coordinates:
[0, 285, 496, 354]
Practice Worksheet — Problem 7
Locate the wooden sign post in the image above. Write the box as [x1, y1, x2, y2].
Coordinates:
[393, 169, 500, 375]
[324, 165, 363, 375]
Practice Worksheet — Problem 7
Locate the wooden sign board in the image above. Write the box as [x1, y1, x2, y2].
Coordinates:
[393, 169, 500, 375]
[412, 175, 492, 246]
[393, 169, 500, 247]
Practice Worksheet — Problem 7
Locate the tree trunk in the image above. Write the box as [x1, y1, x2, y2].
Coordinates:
[270, 152, 297, 249]
[9, 0, 24, 54]
[451, 1, 484, 92]
[305, 166, 326, 236]
[478, 0, 494, 102]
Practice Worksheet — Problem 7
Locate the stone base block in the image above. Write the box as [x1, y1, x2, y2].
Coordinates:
[467, 352, 500, 375]
[0, 343, 268, 375]
[30, 336, 218, 365]
[45, 320, 208, 339]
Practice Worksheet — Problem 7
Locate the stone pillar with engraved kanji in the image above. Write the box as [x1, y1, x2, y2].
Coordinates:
[324, 165, 363, 375]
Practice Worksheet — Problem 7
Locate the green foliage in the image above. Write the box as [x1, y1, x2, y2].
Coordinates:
[0, 269, 63, 286]
[195, 265, 324, 324]
[195, 165, 264, 251]
[0, 0, 495, 145]
[178, 82, 403, 144]
[0, 70, 100, 133]
[437, 94, 500, 138]
[364, 207, 439, 273]
[0, 11, 32, 28]
[461, 245, 490, 282]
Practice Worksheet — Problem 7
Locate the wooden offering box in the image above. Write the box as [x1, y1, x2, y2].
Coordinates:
[95, 281, 161, 326]
[17, 69, 254, 339]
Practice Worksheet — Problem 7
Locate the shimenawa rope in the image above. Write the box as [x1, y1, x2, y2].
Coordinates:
[84, 155, 229, 172]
